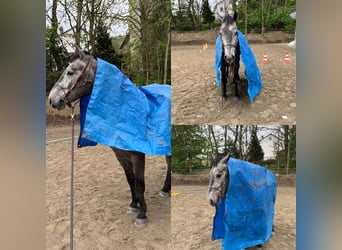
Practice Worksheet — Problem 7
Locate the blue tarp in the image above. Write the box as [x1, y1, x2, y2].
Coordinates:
[212, 158, 277, 250]
[78, 58, 171, 156]
[214, 30, 263, 102]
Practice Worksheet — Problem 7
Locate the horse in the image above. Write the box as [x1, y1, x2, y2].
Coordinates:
[219, 11, 241, 101]
[48, 49, 171, 227]
[208, 153, 273, 250]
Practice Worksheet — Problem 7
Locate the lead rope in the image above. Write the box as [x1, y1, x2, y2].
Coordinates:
[70, 106, 76, 250]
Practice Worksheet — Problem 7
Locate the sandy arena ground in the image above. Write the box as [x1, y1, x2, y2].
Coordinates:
[171, 185, 296, 250]
[46, 125, 171, 250]
[46, 125, 295, 250]
[171, 43, 296, 125]
[46, 124, 295, 250]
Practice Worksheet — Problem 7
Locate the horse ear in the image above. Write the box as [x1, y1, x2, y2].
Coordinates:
[75, 48, 86, 59]
[220, 152, 231, 165]
[217, 13, 224, 23]
[233, 11, 238, 22]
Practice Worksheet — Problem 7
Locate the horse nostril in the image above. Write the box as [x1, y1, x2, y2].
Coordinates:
[210, 199, 215, 206]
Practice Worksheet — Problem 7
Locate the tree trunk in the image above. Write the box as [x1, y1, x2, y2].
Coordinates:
[209, 125, 219, 155]
[223, 125, 228, 152]
[207, 126, 213, 156]
[188, 151, 193, 173]
[51, 0, 58, 27]
[261, 0, 265, 34]
[75, 0, 83, 49]
[188, 0, 195, 28]
[266, 0, 272, 27]
[87, 0, 96, 51]
[163, 17, 171, 84]
[244, 0, 248, 35]
[239, 125, 243, 159]
[50, 0, 63, 71]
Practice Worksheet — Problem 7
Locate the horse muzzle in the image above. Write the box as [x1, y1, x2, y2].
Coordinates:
[208, 191, 222, 206]
[224, 55, 235, 65]
[48, 95, 66, 110]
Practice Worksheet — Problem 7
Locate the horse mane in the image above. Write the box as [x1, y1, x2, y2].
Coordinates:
[211, 149, 233, 167]
[211, 154, 227, 168]
[70, 50, 97, 62]
[222, 11, 237, 24]
[223, 15, 235, 24]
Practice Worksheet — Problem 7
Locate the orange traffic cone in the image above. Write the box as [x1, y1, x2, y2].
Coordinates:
[283, 51, 290, 64]
[263, 53, 269, 64]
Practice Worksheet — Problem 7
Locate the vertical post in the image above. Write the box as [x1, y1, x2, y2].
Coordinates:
[70, 107, 75, 250]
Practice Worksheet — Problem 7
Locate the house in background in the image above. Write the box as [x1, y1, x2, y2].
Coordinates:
[260, 134, 278, 160]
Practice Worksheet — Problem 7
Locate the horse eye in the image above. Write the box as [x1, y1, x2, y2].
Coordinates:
[67, 71, 74, 76]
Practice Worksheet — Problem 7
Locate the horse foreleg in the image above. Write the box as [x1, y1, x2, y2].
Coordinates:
[221, 60, 228, 101]
[234, 44, 241, 99]
[234, 80, 240, 99]
[131, 153, 147, 227]
[122, 165, 139, 214]
[112, 148, 139, 213]
[160, 156, 171, 197]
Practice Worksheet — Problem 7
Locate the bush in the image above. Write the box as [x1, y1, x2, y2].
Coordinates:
[201, 23, 210, 30]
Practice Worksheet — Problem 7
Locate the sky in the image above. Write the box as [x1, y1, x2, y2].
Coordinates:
[207, 125, 281, 159]
[46, 0, 129, 38]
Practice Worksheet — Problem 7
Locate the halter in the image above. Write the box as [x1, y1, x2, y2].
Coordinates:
[222, 43, 237, 48]
[208, 186, 222, 192]
[64, 58, 93, 108]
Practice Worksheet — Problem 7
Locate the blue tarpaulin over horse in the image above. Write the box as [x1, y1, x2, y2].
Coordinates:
[215, 30, 263, 102]
[212, 158, 277, 250]
[77, 58, 171, 156]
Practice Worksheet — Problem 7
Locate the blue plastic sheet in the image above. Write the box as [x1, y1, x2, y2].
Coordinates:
[78, 58, 171, 156]
[214, 31, 263, 102]
[212, 158, 277, 250]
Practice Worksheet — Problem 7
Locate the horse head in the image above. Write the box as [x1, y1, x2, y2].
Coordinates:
[208, 153, 230, 206]
[48, 49, 98, 110]
[220, 11, 238, 67]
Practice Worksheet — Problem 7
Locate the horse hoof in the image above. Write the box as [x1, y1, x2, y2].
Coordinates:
[234, 96, 240, 101]
[159, 190, 170, 197]
[134, 218, 147, 227]
[221, 96, 227, 102]
[127, 207, 139, 214]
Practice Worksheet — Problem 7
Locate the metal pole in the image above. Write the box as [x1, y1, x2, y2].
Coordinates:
[70, 107, 75, 250]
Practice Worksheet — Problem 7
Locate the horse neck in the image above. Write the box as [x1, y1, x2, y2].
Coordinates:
[85, 56, 97, 84]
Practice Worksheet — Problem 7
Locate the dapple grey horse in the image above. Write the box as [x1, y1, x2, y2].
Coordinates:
[219, 11, 241, 101]
[208, 153, 265, 249]
[48, 50, 171, 226]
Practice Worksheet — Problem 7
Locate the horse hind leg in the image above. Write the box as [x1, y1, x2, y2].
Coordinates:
[159, 156, 171, 197]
